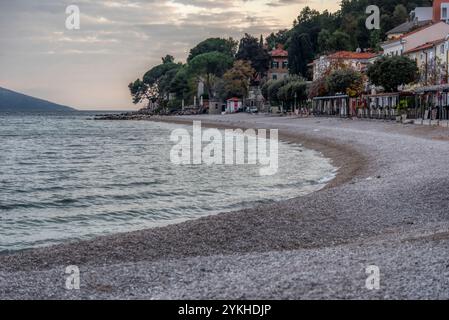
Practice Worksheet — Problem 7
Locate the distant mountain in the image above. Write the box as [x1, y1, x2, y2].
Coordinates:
[0, 87, 76, 112]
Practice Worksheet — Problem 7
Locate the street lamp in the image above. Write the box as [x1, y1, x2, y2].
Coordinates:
[294, 92, 297, 114]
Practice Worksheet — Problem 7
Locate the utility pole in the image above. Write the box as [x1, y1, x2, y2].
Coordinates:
[294, 92, 297, 114]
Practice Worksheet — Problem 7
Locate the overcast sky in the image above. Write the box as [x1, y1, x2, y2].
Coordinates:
[0, 0, 339, 110]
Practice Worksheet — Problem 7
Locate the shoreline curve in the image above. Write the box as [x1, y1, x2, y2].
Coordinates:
[1, 114, 449, 299]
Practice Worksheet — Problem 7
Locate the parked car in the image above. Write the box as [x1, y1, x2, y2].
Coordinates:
[245, 107, 259, 114]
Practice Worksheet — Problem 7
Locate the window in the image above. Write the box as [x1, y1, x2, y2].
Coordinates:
[272, 61, 279, 69]
[282, 61, 288, 69]
[442, 4, 449, 20]
[272, 74, 277, 80]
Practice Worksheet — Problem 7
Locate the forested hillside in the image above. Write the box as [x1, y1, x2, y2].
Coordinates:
[266, 0, 432, 76]
[0, 87, 75, 112]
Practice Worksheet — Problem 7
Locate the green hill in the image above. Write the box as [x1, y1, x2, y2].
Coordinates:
[0, 87, 76, 112]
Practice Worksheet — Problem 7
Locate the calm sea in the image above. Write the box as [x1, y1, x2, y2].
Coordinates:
[0, 112, 336, 252]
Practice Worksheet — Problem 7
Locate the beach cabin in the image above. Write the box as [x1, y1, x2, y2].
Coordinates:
[414, 84, 449, 126]
[226, 98, 242, 113]
[361, 92, 416, 120]
[208, 100, 223, 115]
[311, 95, 351, 117]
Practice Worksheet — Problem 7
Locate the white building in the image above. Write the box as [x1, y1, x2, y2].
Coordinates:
[410, 7, 433, 22]
[310, 51, 378, 81]
[382, 21, 449, 57]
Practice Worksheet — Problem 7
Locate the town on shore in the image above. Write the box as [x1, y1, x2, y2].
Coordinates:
[101, 1, 449, 128]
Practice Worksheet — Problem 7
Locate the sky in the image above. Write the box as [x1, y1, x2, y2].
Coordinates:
[0, 0, 339, 110]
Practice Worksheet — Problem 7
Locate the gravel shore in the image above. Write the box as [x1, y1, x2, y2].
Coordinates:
[1, 114, 449, 299]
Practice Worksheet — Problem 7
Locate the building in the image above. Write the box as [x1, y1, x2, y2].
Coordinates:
[404, 37, 449, 85]
[381, 38, 405, 57]
[432, 0, 449, 22]
[245, 86, 266, 111]
[226, 97, 242, 113]
[310, 51, 378, 81]
[383, 1, 449, 55]
[267, 45, 288, 80]
[382, 21, 449, 57]
[386, 20, 431, 40]
[407, 0, 449, 24]
[386, 4, 436, 40]
[208, 100, 223, 115]
[411, 7, 433, 22]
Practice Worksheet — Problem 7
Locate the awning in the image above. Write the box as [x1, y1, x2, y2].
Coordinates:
[414, 84, 449, 93]
[312, 95, 349, 100]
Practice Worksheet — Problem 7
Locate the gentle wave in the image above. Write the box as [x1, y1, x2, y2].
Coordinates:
[0, 113, 336, 252]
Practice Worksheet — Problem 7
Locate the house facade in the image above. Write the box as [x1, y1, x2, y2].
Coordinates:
[310, 51, 378, 81]
[386, 20, 431, 41]
[382, 21, 449, 57]
[411, 7, 433, 22]
[384, 0, 449, 41]
[267, 45, 288, 80]
[432, 0, 449, 22]
[404, 38, 449, 85]
[226, 97, 242, 113]
[382, 39, 405, 56]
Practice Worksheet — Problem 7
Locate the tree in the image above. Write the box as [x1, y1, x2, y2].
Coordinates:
[187, 38, 238, 62]
[369, 30, 382, 52]
[318, 29, 331, 53]
[277, 78, 308, 109]
[328, 31, 352, 52]
[143, 61, 180, 85]
[169, 66, 194, 101]
[158, 67, 181, 99]
[129, 56, 181, 108]
[291, 6, 338, 56]
[221, 60, 255, 99]
[308, 76, 329, 98]
[187, 52, 233, 98]
[367, 56, 419, 92]
[326, 69, 364, 97]
[128, 79, 157, 105]
[288, 31, 313, 77]
[142, 61, 181, 100]
[393, 4, 409, 25]
[262, 76, 308, 109]
[294, 6, 321, 26]
[161, 54, 174, 64]
[261, 78, 287, 105]
[236, 33, 271, 80]
[266, 29, 290, 49]
[318, 30, 352, 53]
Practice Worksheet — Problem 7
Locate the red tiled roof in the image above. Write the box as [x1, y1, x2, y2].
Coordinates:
[399, 21, 440, 38]
[404, 38, 446, 54]
[270, 49, 288, 57]
[383, 21, 445, 45]
[327, 51, 378, 60]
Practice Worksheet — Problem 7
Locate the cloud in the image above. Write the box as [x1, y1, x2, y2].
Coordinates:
[266, 0, 305, 7]
[0, 0, 336, 109]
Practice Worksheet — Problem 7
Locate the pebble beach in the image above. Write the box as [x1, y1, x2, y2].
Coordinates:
[1, 114, 449, 299]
